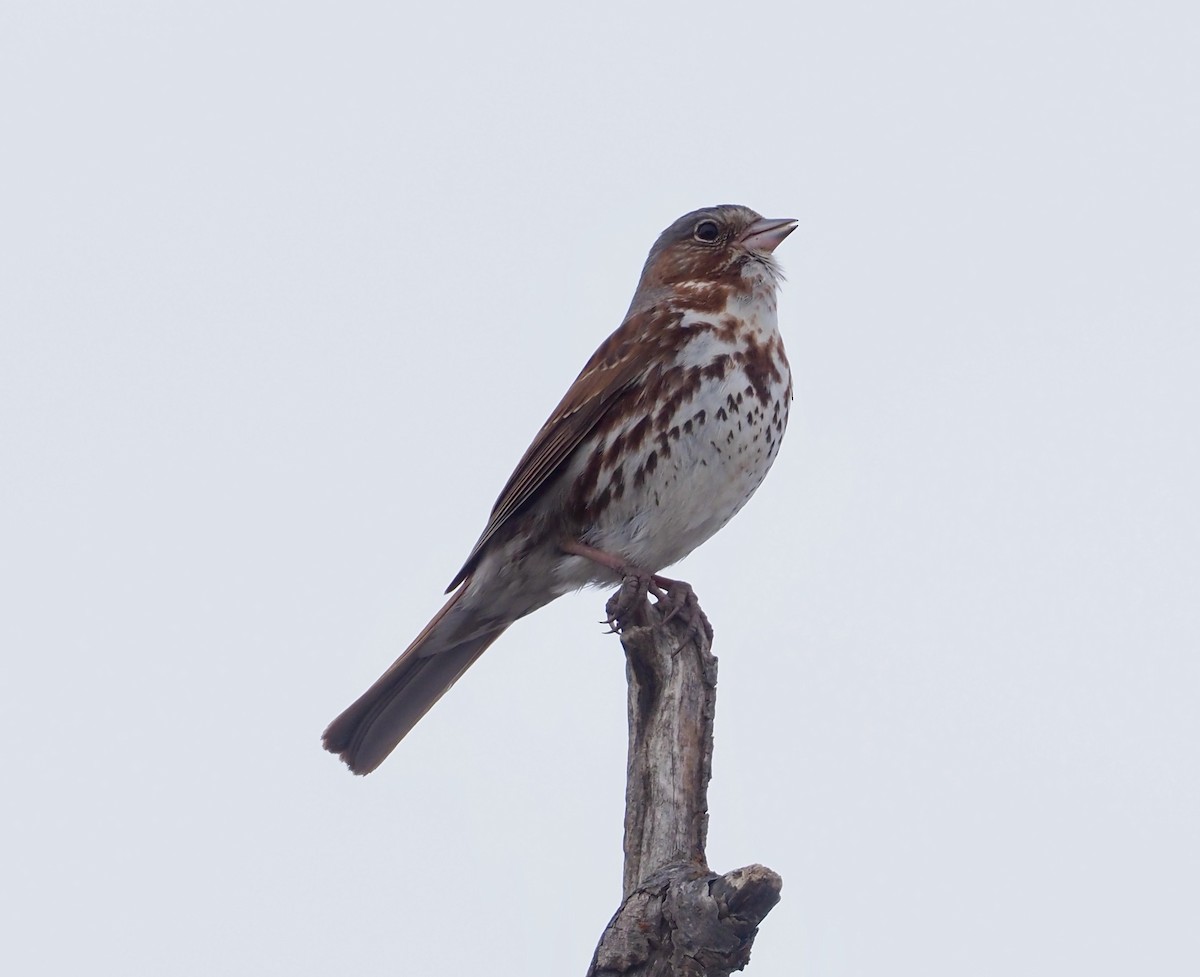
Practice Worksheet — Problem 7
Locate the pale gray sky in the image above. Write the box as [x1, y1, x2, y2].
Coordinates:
[2, 2, 1198, 974]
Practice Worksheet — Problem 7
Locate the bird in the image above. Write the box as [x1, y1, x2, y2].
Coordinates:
[323, 204, 797, 775]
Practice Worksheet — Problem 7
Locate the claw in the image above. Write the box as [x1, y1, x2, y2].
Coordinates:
[604, 571, 654, 633]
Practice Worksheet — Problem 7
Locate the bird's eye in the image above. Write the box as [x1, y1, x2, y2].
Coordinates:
[693, 219, 720, 243]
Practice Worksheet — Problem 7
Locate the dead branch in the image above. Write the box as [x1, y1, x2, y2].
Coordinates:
[587, 597, 781, 977]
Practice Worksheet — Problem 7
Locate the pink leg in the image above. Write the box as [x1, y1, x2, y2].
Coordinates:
[559, 539, 671, 590]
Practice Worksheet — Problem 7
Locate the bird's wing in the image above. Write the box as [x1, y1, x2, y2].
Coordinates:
[446, 306, 677, 592]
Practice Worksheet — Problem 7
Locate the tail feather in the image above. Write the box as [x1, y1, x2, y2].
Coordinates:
[323, 588, 507, 775]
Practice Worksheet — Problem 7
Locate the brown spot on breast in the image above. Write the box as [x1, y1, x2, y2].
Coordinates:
[676, 314, 743, 343]
[701, 354, 732, 382]
[610, 463, 625, 501]
[650, 364, 705, 429]
[734, 333, 787, 407]
[633, 450, 659, 489]
[627, 414, 651, 450]
[603, 431, 626, 469]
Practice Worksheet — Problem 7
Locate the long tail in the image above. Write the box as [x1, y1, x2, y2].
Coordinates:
[322, 587, 508, 775]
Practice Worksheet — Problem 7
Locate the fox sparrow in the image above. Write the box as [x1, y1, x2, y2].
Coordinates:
[324, 204, 797, 774]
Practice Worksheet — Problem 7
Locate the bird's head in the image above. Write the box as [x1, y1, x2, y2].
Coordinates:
[629, 205, 797, 313]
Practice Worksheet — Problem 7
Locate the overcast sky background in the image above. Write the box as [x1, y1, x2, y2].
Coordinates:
[2, 2, 1198, 974]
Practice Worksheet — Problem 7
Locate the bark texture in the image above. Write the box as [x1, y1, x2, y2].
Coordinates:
[587, 598, 781, 977]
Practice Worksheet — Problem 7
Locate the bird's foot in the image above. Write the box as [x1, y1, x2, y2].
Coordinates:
[604, 569, 657, 634]
[605, 571, 712, 644]
[560, 538, 713, 644]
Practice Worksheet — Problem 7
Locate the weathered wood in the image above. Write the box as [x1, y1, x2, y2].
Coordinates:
[587, 597, 781, 977]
